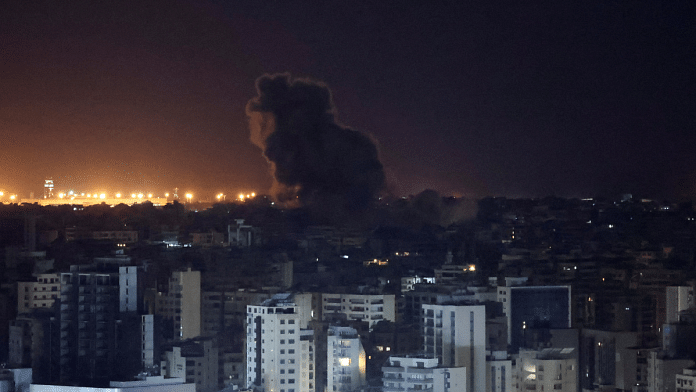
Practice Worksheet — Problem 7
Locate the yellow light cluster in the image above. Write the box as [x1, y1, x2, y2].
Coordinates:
[237, 192, 256, 201]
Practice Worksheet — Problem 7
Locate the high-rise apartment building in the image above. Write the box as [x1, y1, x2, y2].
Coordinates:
[161, 338, 219, 392]
[161, 269, 201, 340]
[517, 348, 578, 392]
[497, 285, 571, 352]
[327, 326, 366, 392]
[58, 265, 142, 386]
[17, 273, 60, 314]
[666, 286, 694, 324]
[487, 351, 513, 392]
[422, 303, 486, 392]
[246, 294, 316, 392]
[321, 293, 395, 329]
[382, 355, 466, 392]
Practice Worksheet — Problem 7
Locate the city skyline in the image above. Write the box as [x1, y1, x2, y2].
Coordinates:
[2, 1, 695, 201]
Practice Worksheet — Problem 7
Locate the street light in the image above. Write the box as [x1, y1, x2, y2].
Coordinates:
[185, 193, 192, 203]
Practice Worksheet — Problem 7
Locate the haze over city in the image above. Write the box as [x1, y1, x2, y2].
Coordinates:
[2, 0, 695, 201]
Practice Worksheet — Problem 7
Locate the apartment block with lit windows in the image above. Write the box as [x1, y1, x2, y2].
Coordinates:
[327, 326, 366, 392]
[246, 294, 315, 392]
[321, 293, 395, 329]
[17, 273, 60, 314]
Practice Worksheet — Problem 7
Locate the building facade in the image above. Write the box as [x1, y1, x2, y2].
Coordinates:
[422, 303, 486, 392]
[246, 294, 316, 392]
[327, 326, 366, 392]
[321, 293, 395, 329]
[382, 355, 466, 392]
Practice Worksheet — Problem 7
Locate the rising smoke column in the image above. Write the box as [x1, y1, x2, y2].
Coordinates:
[246, 74, 386, 213]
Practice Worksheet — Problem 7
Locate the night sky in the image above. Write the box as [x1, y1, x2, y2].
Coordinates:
[1, 0, 695, 201]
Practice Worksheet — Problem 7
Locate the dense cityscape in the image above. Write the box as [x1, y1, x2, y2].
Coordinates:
[2, 0, 696, 391]
[2, 190, 696, 392]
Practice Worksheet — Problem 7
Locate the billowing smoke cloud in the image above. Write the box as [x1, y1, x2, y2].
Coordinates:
[407, 189, 478, 227]
[246, 74, 385, 215]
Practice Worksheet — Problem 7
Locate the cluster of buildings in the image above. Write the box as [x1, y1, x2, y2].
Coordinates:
[1, 195, 696, 392]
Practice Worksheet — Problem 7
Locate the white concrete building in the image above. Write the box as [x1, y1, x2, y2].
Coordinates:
[676, 367, 696, 392]
[422, 304, 486, 392]
[0, 368, 31, 392]
[119, 266, 139, 313]
[17, 273, 60, 314]
[666, 286, 694, 324]
[648, 350, 694, 392]
[30, 376, 194, 392]
[246, 294, 315, 392]
[516, 348, 577, 392]
[164, 269, 201, 340]
[327, 326, 366, 392]
[141, 315, 155, 371]
[321, 293, 395, 329]
[487, 351, 513, 392]
[161, 339, 218, 392]
[382, 355, 466, 392]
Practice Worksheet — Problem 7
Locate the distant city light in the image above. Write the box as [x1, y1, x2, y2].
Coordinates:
[131, 193, 136, 198]
[116, 193, 121, 198]
[148, 193, 152, 198]
[100, 193, 106, 199]
[165, 193, 169, 197]
[137, 193, 143, 199]
[58, 193, 65, 198]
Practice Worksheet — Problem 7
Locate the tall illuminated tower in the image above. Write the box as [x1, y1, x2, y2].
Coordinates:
[327, 326, 366, 392]
[44, 178, 54, 198]
[246, 294, 316, 392]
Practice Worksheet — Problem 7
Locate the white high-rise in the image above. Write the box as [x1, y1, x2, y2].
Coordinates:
[321, 293, 395, 329]
[382, 356, 466, 392]
[246, 294, 315, 392]
[164, 269, 201, 340]
[666, 286, 694, 324]
[422, 304, 486, 392]
[327, 326, 366, 392]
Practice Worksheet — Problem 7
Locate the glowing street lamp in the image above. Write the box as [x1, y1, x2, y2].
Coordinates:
[131, 193, 136, 198]
[148, 193, 153, 198]
[116, 193, 122, 198]
[185, 193, 192, 203]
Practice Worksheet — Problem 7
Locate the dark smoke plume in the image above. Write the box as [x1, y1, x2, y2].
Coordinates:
[246, 74, 386, 216]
